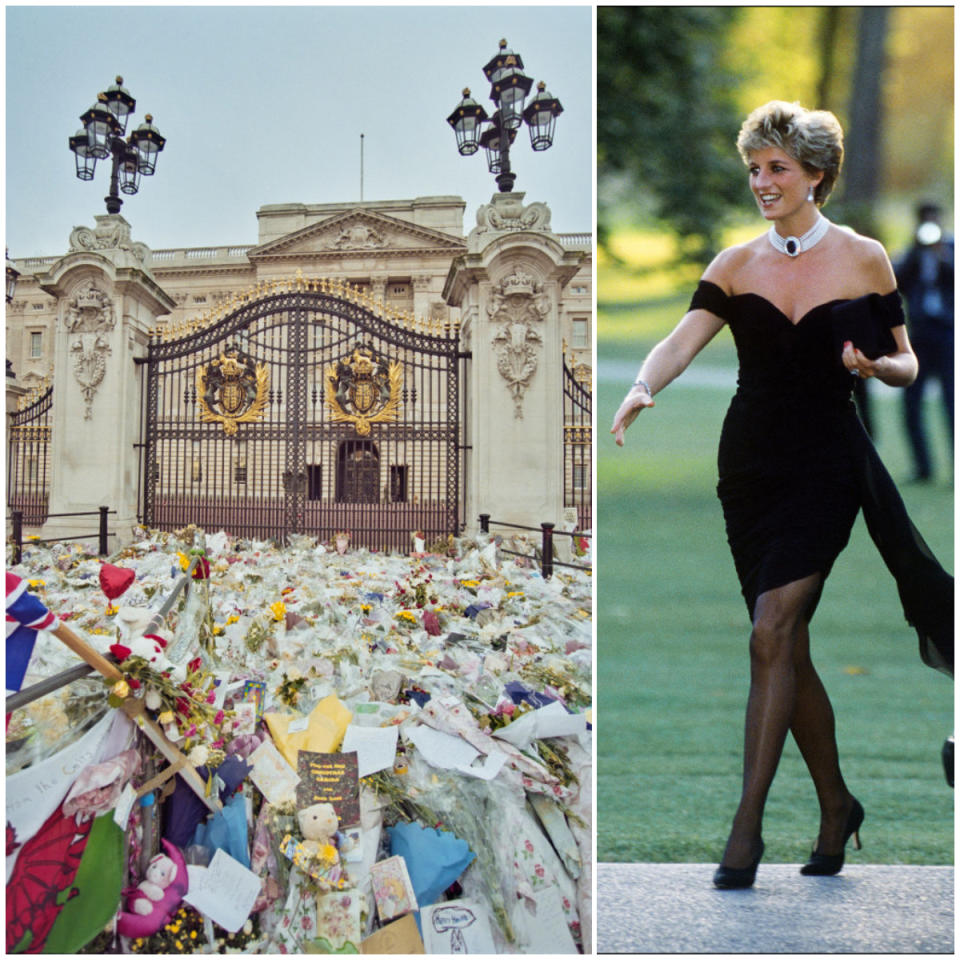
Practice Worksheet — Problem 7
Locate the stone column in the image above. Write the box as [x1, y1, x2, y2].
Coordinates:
[443, 192, 584, 532]
[38, 215, 175, 548]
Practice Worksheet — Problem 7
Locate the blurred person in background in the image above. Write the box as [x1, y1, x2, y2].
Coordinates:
[895, 203, 954, 483]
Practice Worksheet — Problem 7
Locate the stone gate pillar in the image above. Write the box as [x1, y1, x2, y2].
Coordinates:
[38, 215, 175, 548]
[443, 193, 584, 532]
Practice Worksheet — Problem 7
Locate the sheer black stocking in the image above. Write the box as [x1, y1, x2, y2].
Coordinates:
[720, 573, 853, 869]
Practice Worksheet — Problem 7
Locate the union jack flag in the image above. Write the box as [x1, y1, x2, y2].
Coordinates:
[6, 572, 58, 693]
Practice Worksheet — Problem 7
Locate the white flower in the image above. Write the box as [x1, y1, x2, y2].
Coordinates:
[145, 688, 162, 711]
[188, 744, 210, 766]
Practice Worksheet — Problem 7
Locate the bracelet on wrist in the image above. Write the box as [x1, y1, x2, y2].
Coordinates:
[633, 377, 652, 396]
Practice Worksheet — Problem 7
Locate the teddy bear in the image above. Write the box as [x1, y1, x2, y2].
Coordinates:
[116, 840, 189, 939]
[297, 802, 341, 864]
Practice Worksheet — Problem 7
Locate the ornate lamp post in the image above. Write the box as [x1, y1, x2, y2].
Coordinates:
[69, 76, 166, 214]
[446, 39, 563, 193]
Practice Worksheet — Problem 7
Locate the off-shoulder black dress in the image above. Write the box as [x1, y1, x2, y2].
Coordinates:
[690, 280, 953, 673]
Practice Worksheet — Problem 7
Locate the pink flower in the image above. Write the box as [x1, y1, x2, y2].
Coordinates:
[535, 864, 545, 878]
[524, 840, 534, 853]
[214, 709, 225, 724]
[206, 689, 217, 704]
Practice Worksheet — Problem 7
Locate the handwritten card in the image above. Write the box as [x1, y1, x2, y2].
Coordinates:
[421, 899, 496, 954]
[370, 855, 418, 923]
[184, 849, 262, 932]
[296, 750, 360, 827]
[248, 740, 300, 805]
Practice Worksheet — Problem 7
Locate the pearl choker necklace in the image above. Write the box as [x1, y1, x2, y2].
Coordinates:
[768, 215, 830, 257]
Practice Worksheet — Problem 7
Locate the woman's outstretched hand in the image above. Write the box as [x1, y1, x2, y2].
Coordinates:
[611, 386, 655, 446]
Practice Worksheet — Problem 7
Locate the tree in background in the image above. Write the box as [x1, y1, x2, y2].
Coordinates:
[597, 6, 745, 264]
[830, 7, 890, 240]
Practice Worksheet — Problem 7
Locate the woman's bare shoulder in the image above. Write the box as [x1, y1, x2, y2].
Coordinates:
[831, 226, 896, 291]
[701, 237, 765, 292]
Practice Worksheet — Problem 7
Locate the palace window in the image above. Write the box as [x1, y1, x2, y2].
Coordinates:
[307, 464, 322, 501]
[336, 440, 379, 503]
[29, 331, 42, 358]
[390, 465, 408, 503]
[571, 317, 589, 349]
[572, 462, 588, 491]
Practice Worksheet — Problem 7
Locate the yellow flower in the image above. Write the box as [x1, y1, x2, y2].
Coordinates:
[189, 930, 197, 939]
[506, 591, 524, 598]
[27, 579, 45, 588]
[226, 614, 240, 625]
[461, 579, 480, 588]
[270, 601, 287, 622]
[112, 680, 130, 699]
[177, 551, 190, 571]
[158, 710, 175, 725]
[361, 604, 371, 613]
[320, 842, 338, 862]
[212, 624, 224, 635]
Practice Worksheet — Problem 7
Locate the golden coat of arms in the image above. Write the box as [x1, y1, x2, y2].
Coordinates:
[196, 344, 269, 436]
[325, 345, 402, 436]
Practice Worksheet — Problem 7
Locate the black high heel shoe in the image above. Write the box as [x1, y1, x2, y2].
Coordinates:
[800, 797, 864, 876]
[713, 840, 764, 889]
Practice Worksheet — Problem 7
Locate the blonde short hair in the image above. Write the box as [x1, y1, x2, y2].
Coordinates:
[736, 101, 844, 206]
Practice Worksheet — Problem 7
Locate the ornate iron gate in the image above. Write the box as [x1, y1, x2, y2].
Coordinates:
[141, 275, 462, 551]
[562, 355, 592, 531]
[7, 384, 53, 525]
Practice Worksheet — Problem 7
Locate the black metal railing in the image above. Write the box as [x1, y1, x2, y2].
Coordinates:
[478, 513, 592, 577]
[8, 506, 114, 565]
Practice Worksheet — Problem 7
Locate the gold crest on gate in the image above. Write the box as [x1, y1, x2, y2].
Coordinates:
[196, 344, 269, 436]
[325, 344, 402, 436]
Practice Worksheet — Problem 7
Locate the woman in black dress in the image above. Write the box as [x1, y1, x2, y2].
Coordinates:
[611, 101, 952, 889]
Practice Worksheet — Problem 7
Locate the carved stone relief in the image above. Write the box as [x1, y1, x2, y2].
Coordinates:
[64, 280, 116, 419]
[487, 268, 550, 419]
[475, 195, 551, 234]
[69, 216, 149, 263]
[325, 222, 387, 250]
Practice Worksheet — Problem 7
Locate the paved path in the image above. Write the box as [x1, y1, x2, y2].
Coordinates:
[597, 862, 954, 954]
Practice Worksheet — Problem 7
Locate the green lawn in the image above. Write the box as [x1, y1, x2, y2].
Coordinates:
[597, 309, 954, 866]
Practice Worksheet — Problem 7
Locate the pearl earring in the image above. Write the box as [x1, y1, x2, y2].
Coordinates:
[807, 186, 815, 203]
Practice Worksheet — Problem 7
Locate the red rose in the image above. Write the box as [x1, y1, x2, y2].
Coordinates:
[128, 678, 141, 690]
[109, 644, 132, 661]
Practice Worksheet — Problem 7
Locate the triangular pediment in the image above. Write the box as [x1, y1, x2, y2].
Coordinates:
[248, 210, 466, 260]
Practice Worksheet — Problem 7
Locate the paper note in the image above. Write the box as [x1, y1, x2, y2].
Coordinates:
[248, 739, 300, 805]
[184, 849, 262, 932]
[421, 899, 496, 954]
[340, 723, 399, 778]
[405, 724, 507, 780]
[296, 750, 360, 826]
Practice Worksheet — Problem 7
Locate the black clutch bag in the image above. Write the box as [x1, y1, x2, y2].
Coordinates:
[831, 293, 899, 360]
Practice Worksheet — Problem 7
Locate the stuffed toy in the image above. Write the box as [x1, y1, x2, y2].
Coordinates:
[297, 802, 340, 864]
[116, 839, 188, 939]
